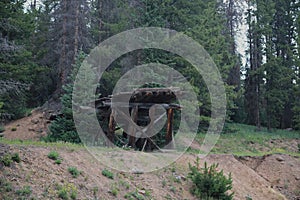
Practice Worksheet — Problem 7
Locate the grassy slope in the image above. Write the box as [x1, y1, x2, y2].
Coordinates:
[0, 123, 299, 199]
[1, 123, 299, 157]
[194, 123, 300, 156]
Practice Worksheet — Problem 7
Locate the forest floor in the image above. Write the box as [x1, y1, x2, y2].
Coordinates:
[0, 110, 300, 200]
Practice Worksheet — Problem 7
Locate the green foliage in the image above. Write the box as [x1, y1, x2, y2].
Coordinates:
[197, 123, 300, 156]
[102, 169, 114, 179]
[1, 154, 12, 167]
[11, 153, 20, 163]
[70, 190, 77, 200]
[58, 188, 68, 200]
[68, 167, 80, 178]
[1, 153, 21, 166]
[56, 183, 77, 200]
[16, 185, 32, 197]
[55, 159, 62, 165]
[0, 178, 13, 192]
[188, 158, 234, 200]
[244, 0, 299, 130]
[47, 151, 59, 160]
[45, 53, 87, 144]
[110, 185, 119, 196]
[0, 0, 52, 120]
[124, 190, 145, 200]
[0, 125, 5, 133]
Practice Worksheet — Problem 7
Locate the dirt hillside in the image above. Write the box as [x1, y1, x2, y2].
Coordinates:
[0, 111, 300, 200]
[1, 144, 299, 200]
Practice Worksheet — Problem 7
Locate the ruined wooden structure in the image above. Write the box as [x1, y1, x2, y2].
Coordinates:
[96, 87, 181, 151]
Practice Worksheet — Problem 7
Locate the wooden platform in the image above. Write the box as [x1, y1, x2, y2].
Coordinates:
[96, 87, 181, 151]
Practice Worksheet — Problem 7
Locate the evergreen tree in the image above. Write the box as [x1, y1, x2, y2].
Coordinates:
[0, 0, 48, 118]
[46, 52, 87, 143]
[43, 0, 92, 97]
[244, 0, 299, 130]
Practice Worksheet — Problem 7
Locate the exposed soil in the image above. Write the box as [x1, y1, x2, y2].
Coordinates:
[237, 154, 300, 200]
[2, 109, 50, 141]
[0, 111, 300, 200]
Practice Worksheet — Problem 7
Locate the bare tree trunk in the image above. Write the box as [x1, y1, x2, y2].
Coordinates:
[98, 0, 102, 44]
[74, 2, 79, 62]
[60, 0, 67, 87]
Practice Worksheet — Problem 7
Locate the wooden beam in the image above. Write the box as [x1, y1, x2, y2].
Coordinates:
[107, 110, 116, 147]
[166, 108, 174, 148]
[128, 106, 138, 148]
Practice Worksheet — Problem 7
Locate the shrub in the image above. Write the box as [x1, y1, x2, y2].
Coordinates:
[55, 159, 62, 165]
[188, 158, 234, 200]
[1, 154, 13, 166]
[11, 153, 21, 163]
[124, 190, 145, 200]
[111, 186, 119, 196]
[102, 169, 114, 179]
[11, 127, 17, 131]
[16, 185, 32, 197]
[1, 153, 21, 166]
[0, 178, 13, 192]
[48, 151, 59, 160]
[58, 188, 68, 200]
[70, 190, 77, 200]
[68, 167, 80, 178]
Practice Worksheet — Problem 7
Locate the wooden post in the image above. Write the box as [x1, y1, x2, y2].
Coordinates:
[107, 110, 116, 147]
[166, 108, 174, 148]
[128, 106, 138, 148]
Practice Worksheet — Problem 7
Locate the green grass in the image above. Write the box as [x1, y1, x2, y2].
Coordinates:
[194, 123, 300, 156]
[48, 151, 59, 160]
[102, 169, 114, 179]
[16, 185, 32, 197]
[0, 137, 84, 149]
[11, 153, 21, 163]
[1, 123, 298, 158]
[68, 167, 80, 178]
[0, 153, 21, 167]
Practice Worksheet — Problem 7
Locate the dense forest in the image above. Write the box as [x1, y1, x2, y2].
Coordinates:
[0, 0, 299, 140]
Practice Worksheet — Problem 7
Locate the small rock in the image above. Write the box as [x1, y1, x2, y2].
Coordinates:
[276, 156, 285, 162]
[138, 190, 146, 194]
[295, 176, 300, 181]
[131, 168, 144, 174]
[31, 119, 39, 124]
[181, 175, 186, 181]
[175, 176, 182, 181]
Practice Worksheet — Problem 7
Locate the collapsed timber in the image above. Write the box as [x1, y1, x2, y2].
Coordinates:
[92, 87, 182, 152]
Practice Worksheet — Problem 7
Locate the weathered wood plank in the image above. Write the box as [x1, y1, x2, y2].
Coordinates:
[166, 108, 174, 148]
[128, 106, 138, 148]
[107, 110, 116, 147]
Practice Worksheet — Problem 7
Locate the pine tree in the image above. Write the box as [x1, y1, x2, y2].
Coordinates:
[0, 0, 47, 118]
[46, 52, 87, 143]
[44, 0, 92, 95]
